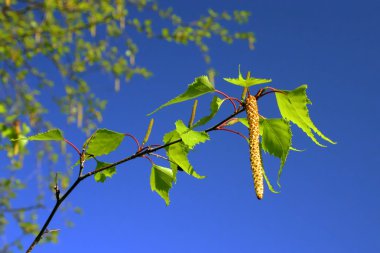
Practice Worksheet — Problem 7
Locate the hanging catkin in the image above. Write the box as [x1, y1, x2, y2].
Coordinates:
[246, 95, 264, 200]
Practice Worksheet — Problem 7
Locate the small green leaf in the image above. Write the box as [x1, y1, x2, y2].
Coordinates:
[223, 66, 271, 88]
[85, 129, 124, 156]
[94, 161, 116, 183]
[26, 129, 64, 141]
[192, 96, 224, 128]
[163, 130, 205, 180]
[150, 165, 174, 205]
[260, 118, 292, 186]
[19, 222, 39, 235]
[175, 120, 209, 149]
[0, 103, 6, 114]
[275, 85, 336, 146]
[148, 76, 215, 115]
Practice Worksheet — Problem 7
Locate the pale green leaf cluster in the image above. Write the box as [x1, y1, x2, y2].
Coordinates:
[149, 118, 211, 204]
[23, 128, 125, 183]
[151, 127, 206, 204]
[3, 65, 337, 251]
[226, 83, 334, 189]
[163, 129, 206, 180]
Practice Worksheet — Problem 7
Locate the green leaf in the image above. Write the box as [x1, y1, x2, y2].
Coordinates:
[275, 85, 336, 147]
[192, 96, 224, 128]
[163, 130, 205, 180]
[260, 118, 292, 186]
[150, 165, 174, 205]
[223, 66, 271, 88]
[148, 76, 215, 115]
[26, 129, 64, 141]
[94, 161, 116, 183]
[85, 129, 124, 156]
[175, 120, 210, 149]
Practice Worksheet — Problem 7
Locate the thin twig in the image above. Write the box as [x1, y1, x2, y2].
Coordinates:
[1, 204, 45, 213]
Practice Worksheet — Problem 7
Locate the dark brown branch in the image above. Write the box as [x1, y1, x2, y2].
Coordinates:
[26, 107, 246, 252]
[26, 178, 81, 253]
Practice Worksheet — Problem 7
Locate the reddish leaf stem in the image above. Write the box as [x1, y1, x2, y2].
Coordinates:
[216, 127, 248, 142]
[143, 155, 154, 165]
[63, 139, 81, 155]
[215, 89, 239, 112]
[256, 87, 286, 100]
[124, 133, 141, 151]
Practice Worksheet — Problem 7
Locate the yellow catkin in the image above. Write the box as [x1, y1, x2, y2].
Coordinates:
[246, 95, 264, 200]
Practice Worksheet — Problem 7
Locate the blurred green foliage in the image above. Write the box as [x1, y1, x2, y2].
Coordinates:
[0, 0, 255, 251]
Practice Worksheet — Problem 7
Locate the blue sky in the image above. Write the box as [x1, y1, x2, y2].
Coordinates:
[5, 0, 380, 252]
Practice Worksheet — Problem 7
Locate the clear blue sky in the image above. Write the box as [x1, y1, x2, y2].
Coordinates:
[8, 0, 380, 252]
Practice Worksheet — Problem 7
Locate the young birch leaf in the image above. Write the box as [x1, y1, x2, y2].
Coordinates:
[192, 96, 224, 128]
[148, 76, 215, 115]
[260, 118, 292, 186]
[175, 120, 210, 150]
[26, 129, 64, 141]
[275, 85, 336, 147]
[223, 66, 272, 88]
[150, 165, 174, 205]
[94, 161, 116, 183]
[163, 130, 205, 180]
[85, 129, 124, 156]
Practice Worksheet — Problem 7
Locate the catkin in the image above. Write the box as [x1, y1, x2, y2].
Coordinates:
[246, 95, 264, 200]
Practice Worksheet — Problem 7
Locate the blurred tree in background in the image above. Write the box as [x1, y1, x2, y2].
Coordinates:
[0, 0, 255, 251]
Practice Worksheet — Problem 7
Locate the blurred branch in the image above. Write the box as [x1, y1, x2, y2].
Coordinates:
[1, 204, 45, 213]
